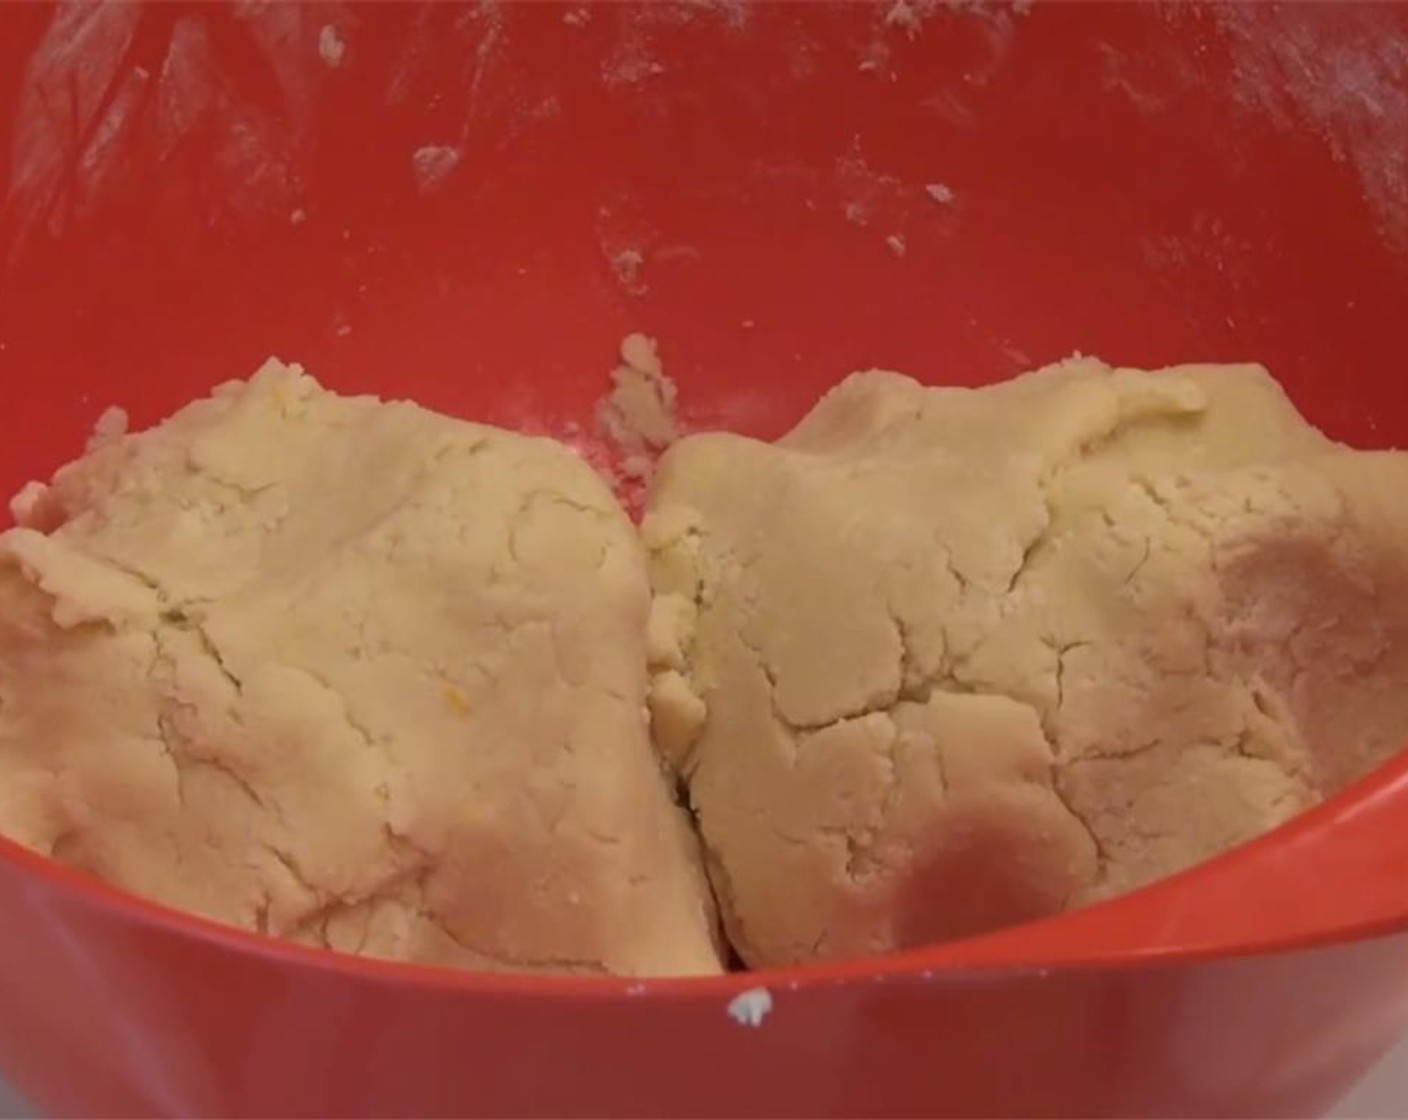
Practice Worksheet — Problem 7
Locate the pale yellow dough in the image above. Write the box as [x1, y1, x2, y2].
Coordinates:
[0, 359, 722, 978]
[644, 357, 1408, 968]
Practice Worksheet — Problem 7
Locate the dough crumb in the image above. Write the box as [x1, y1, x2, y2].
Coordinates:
[726, 986, 774, 1027]
[8, 481, 52, 529]
[318, 24, 346, 68]
[594, 333, 682, 489]
[85, 406, 128, 453]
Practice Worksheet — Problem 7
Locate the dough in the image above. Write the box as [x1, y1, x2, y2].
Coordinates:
[644, 356, 1408, 967]
[0, 359, 722, 978]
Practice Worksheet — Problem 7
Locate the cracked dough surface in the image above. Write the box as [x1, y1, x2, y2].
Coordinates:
[645, 357, 1408, 968]
[0, 359, 722, 978]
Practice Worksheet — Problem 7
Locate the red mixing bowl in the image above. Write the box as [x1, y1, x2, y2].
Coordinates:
[4, 2, 1408, 1115]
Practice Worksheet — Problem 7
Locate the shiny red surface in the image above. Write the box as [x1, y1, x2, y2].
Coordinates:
[3, 2, 1408, 1115]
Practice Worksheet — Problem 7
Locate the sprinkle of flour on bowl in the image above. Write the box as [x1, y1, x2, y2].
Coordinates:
[885, 0, 924, 39]
[610, 247, 646, 292]
[411, 145, 461, 195]
[726, 987, 774, 1027]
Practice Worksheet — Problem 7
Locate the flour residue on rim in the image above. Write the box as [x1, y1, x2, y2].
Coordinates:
[1209, 3, 1408, 249]
[5, 1, 346, 253]
[1102, 4, 1408, 251]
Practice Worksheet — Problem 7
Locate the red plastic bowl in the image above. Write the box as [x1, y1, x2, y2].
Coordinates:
[4, 2, 1408, 1116]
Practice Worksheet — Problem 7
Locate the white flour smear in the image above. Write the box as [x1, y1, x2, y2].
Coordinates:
[1210, 3, 1408, 249]
[8, 0, 1404, 269]
[5, 1, 349, 257]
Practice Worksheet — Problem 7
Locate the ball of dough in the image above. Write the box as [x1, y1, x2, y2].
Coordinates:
[644, 357, 1408, 967]
[0, 359, 723, 978]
